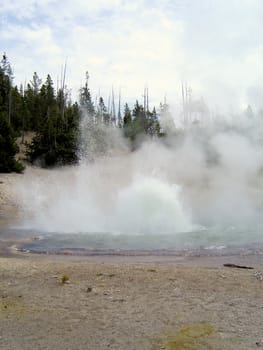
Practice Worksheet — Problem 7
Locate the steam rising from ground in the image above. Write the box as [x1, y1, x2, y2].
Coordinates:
[17, 157, 193, 234]
[16, 115, 263, 236]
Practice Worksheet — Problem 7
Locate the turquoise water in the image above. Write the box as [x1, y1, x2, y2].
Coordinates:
[8, 226, 263, 254]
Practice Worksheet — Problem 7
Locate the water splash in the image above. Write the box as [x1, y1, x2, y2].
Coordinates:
[113, 177, 193, 234]
[17, 165, 193, 235]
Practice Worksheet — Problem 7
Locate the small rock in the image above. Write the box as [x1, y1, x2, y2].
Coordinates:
[254, 272, 263, 281]
[86, 287, 92, 293]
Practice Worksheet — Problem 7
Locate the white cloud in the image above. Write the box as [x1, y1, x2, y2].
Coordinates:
[1, 0, 263, 112]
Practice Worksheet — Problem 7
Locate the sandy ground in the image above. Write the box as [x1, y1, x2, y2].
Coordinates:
[1, 171, 263, 349]
[0, 173, 20, 222]
[1, 256, 263, 350]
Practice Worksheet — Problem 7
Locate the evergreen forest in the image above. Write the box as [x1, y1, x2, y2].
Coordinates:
[0, 54, 165, 172]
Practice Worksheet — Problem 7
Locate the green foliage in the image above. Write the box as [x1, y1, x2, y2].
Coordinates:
[61, 274, 69, 284]
[79, 72, 95, 116]
[24, 79, 42, 131]
[26, 115, 79, 166]
[0, 54, 24, 172]
[98, 97, 110, 125]
[0, 54, 167, 170]
[10, 86, 25, 131]
[123, 101, 162, 146]
[0, 55, 12, 117]
[26, 75, 80, 167]
[0, 113, 24, 173]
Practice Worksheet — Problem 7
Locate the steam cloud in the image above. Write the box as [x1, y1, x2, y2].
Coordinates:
[16, 112, 263, 236]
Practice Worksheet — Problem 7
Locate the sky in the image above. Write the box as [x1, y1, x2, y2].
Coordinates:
[1, 0, 263, 114]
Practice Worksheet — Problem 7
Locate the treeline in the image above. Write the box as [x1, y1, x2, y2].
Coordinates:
[0, 54, 166, 172]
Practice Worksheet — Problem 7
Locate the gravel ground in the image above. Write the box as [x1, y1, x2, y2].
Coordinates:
[0, 256, 263, 350]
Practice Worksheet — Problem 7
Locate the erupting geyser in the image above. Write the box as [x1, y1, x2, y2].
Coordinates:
[16, 163, 193, 235]
[14, 113, 263, 250]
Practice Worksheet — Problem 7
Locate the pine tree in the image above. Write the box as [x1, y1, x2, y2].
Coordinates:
[123, 103, 132, 138]
[10, 85, 24, 132]
[128, 100, 148, 141]
[30, 72, 42, 95]
[98, 97, 110, 125]
[0, 54, 12, 119]
[79, 72, 95, 116]
[0, 54, 14, 125]
[0, 113, 24, 172]
[24, 72, 43, 131]
[147, 107, 161, 137]
[0, 54, 24, 172]
[27, 74, 80, 166]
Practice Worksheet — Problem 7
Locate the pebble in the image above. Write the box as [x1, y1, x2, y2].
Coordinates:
[254, 272, 263, 281]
